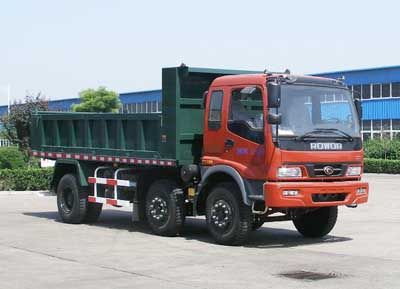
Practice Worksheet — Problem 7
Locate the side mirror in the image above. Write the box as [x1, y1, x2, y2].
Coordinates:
[268, 112, 282, 125]
[354, 98, 362, 120]
[267, 82, 281, 108]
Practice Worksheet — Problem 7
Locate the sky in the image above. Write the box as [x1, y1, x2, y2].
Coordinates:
[0, 0, 399, 105]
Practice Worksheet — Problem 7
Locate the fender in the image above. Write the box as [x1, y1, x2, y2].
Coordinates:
[52, 159, 88, 188]
[197, 165, 251, 206]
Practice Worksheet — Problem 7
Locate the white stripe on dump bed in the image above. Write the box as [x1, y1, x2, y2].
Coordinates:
[30, 150, 176, 167]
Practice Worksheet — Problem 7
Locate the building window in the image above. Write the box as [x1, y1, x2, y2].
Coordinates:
[382, 83, 391, 98]
[150, 101, 157, 113]
[372, 84, 381, 98]
[372, 133, 381, 140]
[372, 120, 381, 131]
[392, 82, 400, 97]
[353, 85, 361, 98]
[325, 94, 334, 102]
[382, 120, 390, 130]
[393, 119, 400, 130]
[362, 133, 371, 140]
[393, 132, 400, 140]
[361, 84, 370, 99]
[362, 120, 371, 130]
[382, 132, 391, 139]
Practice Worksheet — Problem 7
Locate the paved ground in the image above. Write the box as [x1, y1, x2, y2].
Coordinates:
[0, 174, 399, 289]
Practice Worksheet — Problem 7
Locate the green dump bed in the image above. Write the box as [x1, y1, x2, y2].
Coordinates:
[30, 66, 258, 165]
[30, 112, 164, 159]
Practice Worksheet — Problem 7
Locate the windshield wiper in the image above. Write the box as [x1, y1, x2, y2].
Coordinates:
[296, 128, 353, 141]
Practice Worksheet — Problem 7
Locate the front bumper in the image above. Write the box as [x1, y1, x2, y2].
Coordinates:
[264, 181, 369, 208]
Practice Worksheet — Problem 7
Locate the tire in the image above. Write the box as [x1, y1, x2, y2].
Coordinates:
[145, 179, 185, 237]
[206, 182, 252, 246]
[57, 174, 87, 224]
[57, 173, 103, 224]
[292, 206, 338, 238]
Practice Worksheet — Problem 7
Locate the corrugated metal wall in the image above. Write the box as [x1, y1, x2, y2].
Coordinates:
[362, 98, 400, 120]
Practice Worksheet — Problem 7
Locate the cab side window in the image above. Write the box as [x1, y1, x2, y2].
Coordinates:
[208, 90, 223, 130]
[228, 87, 264, 144]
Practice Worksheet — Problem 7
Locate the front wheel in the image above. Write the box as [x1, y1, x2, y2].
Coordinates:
[292, 206, 338, 238]
[206, 183, 252, 246]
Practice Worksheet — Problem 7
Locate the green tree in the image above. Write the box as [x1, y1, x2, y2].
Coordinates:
[72, 87, 121, 113]
[1, 93, 48, 150]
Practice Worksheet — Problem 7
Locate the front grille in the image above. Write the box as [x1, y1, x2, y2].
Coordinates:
[306, 164, 346, 177]
[312, 193, 347, 202]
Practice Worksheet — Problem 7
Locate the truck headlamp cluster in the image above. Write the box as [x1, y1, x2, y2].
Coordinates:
[346, 166, 362, 176]
[277, 167, 302, 178]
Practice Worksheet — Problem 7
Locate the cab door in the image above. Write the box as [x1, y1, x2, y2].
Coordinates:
[203, 85, 267, 179]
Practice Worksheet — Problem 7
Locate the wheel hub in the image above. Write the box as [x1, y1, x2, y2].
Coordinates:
[211, 200, 232, 229]
[62, 188, 74, 213]
[149, 197, 168, 221]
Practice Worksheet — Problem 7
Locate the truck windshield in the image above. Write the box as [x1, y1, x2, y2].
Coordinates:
[272, 85, 361, 139]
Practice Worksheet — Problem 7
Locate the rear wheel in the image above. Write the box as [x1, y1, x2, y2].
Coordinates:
[145, 180, 185, 236]
[292, 206, 338, 238]
[206, 182, 252, 245]
[57, 173, 102, 224]
[57, 174, 87, 224]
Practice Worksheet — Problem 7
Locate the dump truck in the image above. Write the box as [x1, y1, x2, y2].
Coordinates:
[30, 65, 369, 245]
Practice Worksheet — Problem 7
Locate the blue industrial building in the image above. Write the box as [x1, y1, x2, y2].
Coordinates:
[1, 65, 399, 140]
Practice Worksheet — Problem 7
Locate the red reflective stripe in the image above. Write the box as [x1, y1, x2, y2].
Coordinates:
[88, 177, 96, 184]
[88, 196, 96, 203]
[106, 179, 117, 186]
[106, 199, 117, 205]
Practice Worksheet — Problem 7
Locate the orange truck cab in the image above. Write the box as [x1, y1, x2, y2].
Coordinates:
[198, 71, 368, 243]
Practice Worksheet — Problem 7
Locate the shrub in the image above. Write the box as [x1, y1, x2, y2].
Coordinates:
[0, 168, 53, 191]
[363, 139, 400, 160]
[0, 147, 26, 169]
[364, 158, 400, 174]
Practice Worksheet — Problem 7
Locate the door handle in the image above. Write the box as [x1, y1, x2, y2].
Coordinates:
[224, 139, 235, 149]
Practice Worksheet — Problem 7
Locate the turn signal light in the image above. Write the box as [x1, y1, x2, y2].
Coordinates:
[356, 188, 367, 195]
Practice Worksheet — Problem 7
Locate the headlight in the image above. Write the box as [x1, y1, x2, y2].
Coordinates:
[346, 166, 362, 176]
[277, 167, 302, 178]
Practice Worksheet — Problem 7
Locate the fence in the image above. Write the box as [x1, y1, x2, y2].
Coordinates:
[0, 139, 11, 147]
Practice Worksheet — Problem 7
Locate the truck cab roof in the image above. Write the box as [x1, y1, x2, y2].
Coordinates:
[211, 73, 346, 88]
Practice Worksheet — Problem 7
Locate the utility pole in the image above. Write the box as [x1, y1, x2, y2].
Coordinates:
[7, 84, 11, 114]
